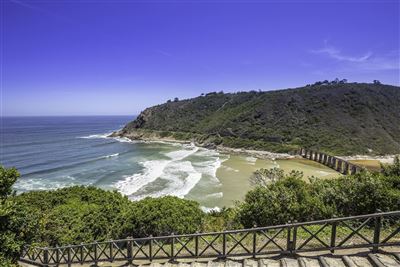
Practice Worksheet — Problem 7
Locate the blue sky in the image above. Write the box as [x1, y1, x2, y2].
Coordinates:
[2, 0, 399, 116]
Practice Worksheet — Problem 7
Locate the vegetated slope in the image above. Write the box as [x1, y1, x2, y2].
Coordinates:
[118, 83, 400, 155]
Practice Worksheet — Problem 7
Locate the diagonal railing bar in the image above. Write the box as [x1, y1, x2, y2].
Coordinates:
[152, 239, 171, 258]
[57, 247, 68, 263]
[110, 242, 124, 259]
[337, 218, 373, 246]
[132, 240, 149, 258]
[97, 243, 110, 260]
[198, 234, 222, 256]
[226, 232, 251, 254]
[70, 247, 81, 262]
[174, 237, 195, 257]
[256, 228, 285, 253]
[81, 245, 95, 262]
[381, 226, 400, 244]
[297, 223, 330, 250]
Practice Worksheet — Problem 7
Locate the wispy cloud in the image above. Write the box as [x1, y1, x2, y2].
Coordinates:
[9, 0, 73, 24]
[311, 41, 399, 72]
[311, 40, 372, 63]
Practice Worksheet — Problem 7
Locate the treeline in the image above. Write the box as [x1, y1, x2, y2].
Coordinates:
[1, 158, 400, 265]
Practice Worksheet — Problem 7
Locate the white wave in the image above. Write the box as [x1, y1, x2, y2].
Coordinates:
[115, 146, 200, 196]
[79, 132, 113, 139]
[164, 146, 199, 160]
[201, 206, 221, 213]
[15, 175, 78, 192]
[139, 161, 202, 199]
[115, 159, 170, 195]
[101, 153, 119, 159]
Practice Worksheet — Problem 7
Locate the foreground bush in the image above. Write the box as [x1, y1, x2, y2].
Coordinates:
[123, 196, 204, 237]
[13, 186, 205, 246]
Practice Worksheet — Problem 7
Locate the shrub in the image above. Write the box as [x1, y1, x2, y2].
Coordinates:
[123, 196, 205, 237]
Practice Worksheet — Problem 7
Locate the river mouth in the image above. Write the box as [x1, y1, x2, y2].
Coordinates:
[186, 154, 340, 209]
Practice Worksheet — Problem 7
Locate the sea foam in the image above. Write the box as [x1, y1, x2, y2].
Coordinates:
[114, 146, 201, 196]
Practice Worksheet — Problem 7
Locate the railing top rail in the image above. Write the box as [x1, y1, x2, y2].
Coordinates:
[26, 210, 400, 251]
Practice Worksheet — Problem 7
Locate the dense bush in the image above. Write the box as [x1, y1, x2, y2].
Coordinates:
[0, 166, 33, 266]
[237, 159, 400, 227]
[13, 186, 205, 246]
[123, 196, 204, 237]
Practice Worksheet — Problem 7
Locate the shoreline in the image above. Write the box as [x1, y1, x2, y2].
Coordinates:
[110, 130, 296, 160]
[111, 130, 398, 163]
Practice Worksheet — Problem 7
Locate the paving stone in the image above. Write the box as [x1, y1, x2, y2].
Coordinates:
[280, 258, 300, 267]
[319, 256, 346, 267]
[344, 256, 373, 267]
[258, 258, 280, 267]
[369, 253, 400, 267]
[243, 259, 258, 267]
[298, 257, 320, 267]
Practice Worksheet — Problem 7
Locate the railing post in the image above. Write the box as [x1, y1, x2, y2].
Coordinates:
[222, 231, 227, 259]
[195, 232, 199, 257]
[108, 240, 114, 262]
[94, 242, 98, 267]
[252, 226, 257, 258]
[292, 221, 297, 253]
[170, 233, 175, 262]
[80, 243, 84, 264]
[127, 237, 133, 266]
[67, 246, 72, 267]
[55, 246, 59, 265]
[149, 235, 153, 261]
[286, 221, 292, 254]
[373, 212, 382, 253]
[43, 247, 49, 267]
[330, 217, 337, 253]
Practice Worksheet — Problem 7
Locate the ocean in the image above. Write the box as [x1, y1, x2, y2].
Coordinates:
[0, 116, 339, 210]
[0, 116, 227, 209]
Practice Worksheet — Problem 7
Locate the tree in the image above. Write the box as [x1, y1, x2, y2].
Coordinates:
[373, 80, 381, 85]
[0, 166, 21, 266]
[174, 97, 179, 102]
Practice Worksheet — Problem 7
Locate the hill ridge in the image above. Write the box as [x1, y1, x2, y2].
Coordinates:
[116, 83, 400, 156]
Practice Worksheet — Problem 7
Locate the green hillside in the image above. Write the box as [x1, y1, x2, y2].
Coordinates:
[117, 83, 400, 155]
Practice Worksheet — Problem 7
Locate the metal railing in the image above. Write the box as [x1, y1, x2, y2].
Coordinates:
[20, 211, 400, 266]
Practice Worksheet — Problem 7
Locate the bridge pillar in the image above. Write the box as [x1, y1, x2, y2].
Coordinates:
[342, 161, 349, 175]
[309, 151, 313, 160]
[332, 157, 337, 169]
[336, 159, 342, 173]
[318, 153, 323, 163]
[350, 164, 357, 175]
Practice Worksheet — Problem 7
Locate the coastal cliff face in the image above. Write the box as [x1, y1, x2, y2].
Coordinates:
[116, 83, 400, 155]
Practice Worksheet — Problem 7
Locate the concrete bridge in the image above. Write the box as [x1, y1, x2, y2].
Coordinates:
[297, 149, 364, 175]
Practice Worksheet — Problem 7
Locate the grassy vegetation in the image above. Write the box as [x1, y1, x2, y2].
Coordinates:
[120, 83, 400, 155]
[1, 158, 399, 265]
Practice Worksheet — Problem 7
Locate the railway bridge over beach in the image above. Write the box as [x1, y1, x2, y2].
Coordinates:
[297, 149, 364, 175]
